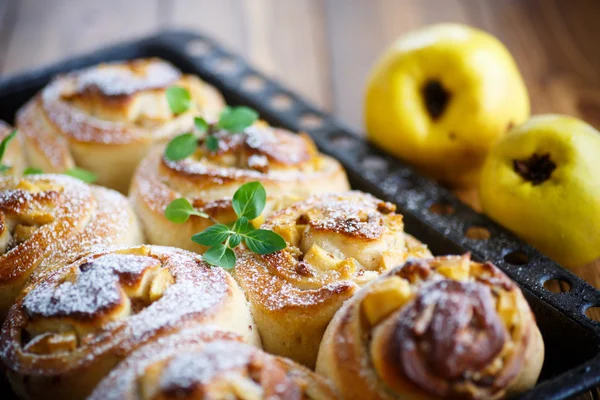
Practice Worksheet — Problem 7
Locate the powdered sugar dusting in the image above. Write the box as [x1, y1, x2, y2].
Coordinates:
[23, 254, 158, 319]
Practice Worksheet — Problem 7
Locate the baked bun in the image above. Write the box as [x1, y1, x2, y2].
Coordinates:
[1, 245, 261, 400]
[88, 326, 339, 400]
[0, 121, 26, 176]
[233, 191, 431, 368]
[316, 255, 544, 400]
[0, 174, 142, 319]
[130, 123, 350, 253]
[16, 58, 225, 193]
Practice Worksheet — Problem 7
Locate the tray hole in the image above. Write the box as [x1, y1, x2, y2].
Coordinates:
[213, 57, 239, 75]
[465, 226, 491, 240]
[585, 305, 600, 322]
[503, 250, 529, 266]
[329, 134, 358, 150]
[429, 201, 454, 216]
[186, 40, 213, 57]
[542, 278, 571, 293]
[362, 156, 388, 174]
[270, 93, 293, 111]
[241, 75, 266, 93]
[299, 113, 324, 130]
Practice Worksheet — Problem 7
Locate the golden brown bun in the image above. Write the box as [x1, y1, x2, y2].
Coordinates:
[16, 58, 225, 193]
[0, 174, 142, 319]
[1, 245, 261, 400]
[233, 191, 431, 368]
[130, 124, 350, 253]
[88, 326, 339, 400]
[316, 255, 545, 400]
[0, 121, 26, 176]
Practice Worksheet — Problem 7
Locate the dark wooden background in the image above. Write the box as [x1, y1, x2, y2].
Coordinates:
[0, 0, 599, 398]
[1, 0, 600, 133]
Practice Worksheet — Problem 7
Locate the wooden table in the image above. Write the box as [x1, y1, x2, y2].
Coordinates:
[1, 0, 600, 398]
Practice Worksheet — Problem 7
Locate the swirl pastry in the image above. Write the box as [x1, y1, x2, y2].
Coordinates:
[16, 58, 225, 193]
[130, 124, 350, 253]
[316, 255, 544, 400]
[0, 121, 26, 176]
[1, 245, 261, 400]
[88, 326, 339, 400]
[233, 191, 431, 368]
[0, 174, 142, 319]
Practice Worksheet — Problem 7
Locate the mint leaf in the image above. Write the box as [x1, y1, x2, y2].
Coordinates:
[165, 133, 198, 161]
[64, 167, 97, 183]
[228, 233, 242, 248]
[165, 198, 208, 224]
[191, 224, 231, 246]
[232, 181, 266, 220]
[232, 216, 253, 234]
[205, 135, 219, 152]
[203, 244, 236, 269]
[0, 130, 17, 172]
[24, 168, 43, 175]
[194, 117, 209, 133]
[166, 86, 192, 114]
[243, 229, 286, 254]
[217, 106, 258, 132]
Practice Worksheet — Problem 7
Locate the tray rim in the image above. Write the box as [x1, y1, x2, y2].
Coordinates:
[0, 29, 599, 399]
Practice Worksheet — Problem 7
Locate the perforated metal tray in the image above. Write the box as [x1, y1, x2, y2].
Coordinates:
[0, 30, 599, 400]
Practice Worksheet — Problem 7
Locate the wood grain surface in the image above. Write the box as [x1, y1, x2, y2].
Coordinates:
[0, 1, 599, 398]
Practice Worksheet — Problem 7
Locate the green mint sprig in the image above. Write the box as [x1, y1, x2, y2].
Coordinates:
[164, 86, 258, 161]
[0, 130, 97, 183]
[0, 130, 17, 173]
[164, 181, 286, 269]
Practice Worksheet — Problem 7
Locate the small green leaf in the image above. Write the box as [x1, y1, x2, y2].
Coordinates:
[205, 135, 219, 152]
[0, 129, 17, 171]
[166, 86, 192, 114]
[64, 167, 97, 183]
[24, 167, 44, 175]
[232, 181, 266, 220]
[203, 244, 236, 269]
[191, 224, 231, 246]
[228, 233, 242, 248]
[243, 229, 286, 254]
[217, 106, 258, 132]
[232, 216, 253, 234]
[194, 117, 209, 133]
[165, 198, 209, 224]
[165, 133, 198, 161]
[0, 165, 11, 173]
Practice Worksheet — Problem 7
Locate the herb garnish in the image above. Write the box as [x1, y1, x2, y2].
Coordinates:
[164, 181, 286, 269]
[0, 131, 96, 183]
[63, 167, 98, 183]
[0, 130, 17, 173]
[164, 87, 258, 161]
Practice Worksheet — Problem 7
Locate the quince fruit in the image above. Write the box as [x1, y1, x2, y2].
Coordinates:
[480, 115, 600, 268]
[365, 23, 529, 188]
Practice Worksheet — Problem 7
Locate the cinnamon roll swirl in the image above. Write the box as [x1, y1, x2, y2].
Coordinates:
[88, 326, 339, 400]
[1, 245, 261, 400]
[233, 191, 431, 368]
[0, 174, 142, 319]
[316, 255, 544, 400]
[16, 58, 225, 193]
[0, 121, 26, 176]
[130, 124, 350, 253]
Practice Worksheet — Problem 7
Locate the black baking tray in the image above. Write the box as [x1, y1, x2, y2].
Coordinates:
[0, 30, 599, 400]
